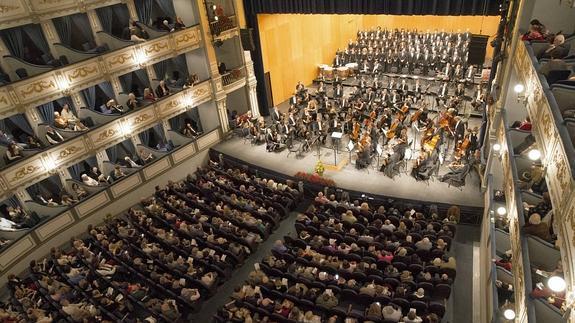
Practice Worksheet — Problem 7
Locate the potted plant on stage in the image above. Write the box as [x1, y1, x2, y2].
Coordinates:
[315, 160, 325, 177]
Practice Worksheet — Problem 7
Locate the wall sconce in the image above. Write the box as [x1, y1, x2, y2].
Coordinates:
[119, 122, 133, 137]
[528, 149, 541, 161]
[496, 206, 507, 216]
[548, 276, 567, 293]
[182, 95, 194, 109]
[44, 156, 58, 173]
[57, 75, 71, 95]
[135, 50, 148, 68]
[492, 143, 501, 153]
[502, 300, 516, 320]
[514, 83, 527, 104]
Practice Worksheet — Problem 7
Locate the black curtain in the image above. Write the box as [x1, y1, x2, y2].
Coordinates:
[243, 0, 502, 116]
[244, 0, 501, 15]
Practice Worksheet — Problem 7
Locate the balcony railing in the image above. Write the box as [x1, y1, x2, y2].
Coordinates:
[221, 66, 245, 87]
[0, 26, 202, 119]
[209, 15, 237, 36]
[0, 80, 213, 201]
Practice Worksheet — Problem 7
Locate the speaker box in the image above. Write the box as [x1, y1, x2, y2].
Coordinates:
[468, 34, 489, 66]
[240, 28, 256, 51]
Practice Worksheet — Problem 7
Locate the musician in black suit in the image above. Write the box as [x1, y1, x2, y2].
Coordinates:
[334, 84, 344, 98]
[271, 106, 282, 124]
[453, 117, 466, 146]
[454, 83, 465, 97]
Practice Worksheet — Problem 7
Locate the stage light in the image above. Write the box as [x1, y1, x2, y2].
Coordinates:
[528, 149, 541, 161]
[548, 276, 567, 292]
[503, 308, 516, 320]
[492, 143, 501, 152]
[514, 84, 524, 94]
[496, 206, 507, 216]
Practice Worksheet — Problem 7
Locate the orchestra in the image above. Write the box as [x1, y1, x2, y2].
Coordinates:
[232, 28, 485, 187]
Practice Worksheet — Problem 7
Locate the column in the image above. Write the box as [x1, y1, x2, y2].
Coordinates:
[40, 20, 60, 59]
[244, 51, 260, 118]
[110, 76, 123, 97]
[86, 9, 104, 46]
[24, 109, 41, 136]
[145, 65, 157, 82]
[96, 150, 110, 170]
[0, 38, 12, 79]
[125, 0, 139, 22]
[216, 97, 229, 133]
[15, 189, 32, 206]
[195, 0, 228, 133]
[70, 92, 86, 109]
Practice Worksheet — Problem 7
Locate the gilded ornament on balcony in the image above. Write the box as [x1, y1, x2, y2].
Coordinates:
[175, 32, 198, 46]
[95, 128, 117, 143]
[68, 66, 98, 81]
[11, 165, 41, 182]
[0, 5, 19, 13]
[108, 54, 133, 67]
[57, 146, 80, 160]
[20, 80, 56, 97]
[0, 94, 8, 105]
[540, 111, 554, 139]
[192, 86, 208, 98]
[144, 43, 169, 55]
[133, 113, 152, 125]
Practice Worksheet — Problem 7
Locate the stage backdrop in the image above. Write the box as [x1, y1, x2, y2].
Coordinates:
[258, 14, 500, 107]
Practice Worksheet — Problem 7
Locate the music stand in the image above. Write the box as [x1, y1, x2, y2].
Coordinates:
[346, 140, 355, 166]
[331, 132, 343, 164]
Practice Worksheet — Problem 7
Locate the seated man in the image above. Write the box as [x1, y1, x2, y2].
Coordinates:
[139, 149, 154, 164]
[182, 123, 199, 138]
[45, 126, 64, 145]
[53, 111, 69, 129]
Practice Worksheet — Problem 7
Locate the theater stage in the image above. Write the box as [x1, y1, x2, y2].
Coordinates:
[213, 136, 484, 207]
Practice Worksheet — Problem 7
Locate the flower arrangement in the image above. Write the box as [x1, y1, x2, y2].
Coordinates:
[294, 171, 336, 187]
[315, 160, 325, 177]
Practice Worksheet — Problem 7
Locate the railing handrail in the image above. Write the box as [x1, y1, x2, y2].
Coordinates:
[0, 25, 200, 93]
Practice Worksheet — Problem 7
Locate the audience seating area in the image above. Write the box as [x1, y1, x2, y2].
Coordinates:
[1, 163, 300, 322]
[215, 189, 458, 323]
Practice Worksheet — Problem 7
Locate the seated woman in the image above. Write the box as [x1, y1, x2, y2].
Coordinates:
[182, 123, 199, 138]
[380, 139, 408, 177]
[72, 183, 88, 199]
[126, 93, 139, 110]
[439, 157, 471, 185]
[26, 136, 43, 149]
[6, 142, 23, 162]
[106, 99, 125, 114]
[53, 111, 69, 129]
[155, 80, 170, 98]
[182, 74, 199, 89]
[81, 174, 99, 187]
[60, 104, 78, 124]
[111, 165, 126, 181]
[411, 151, 438, 181]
